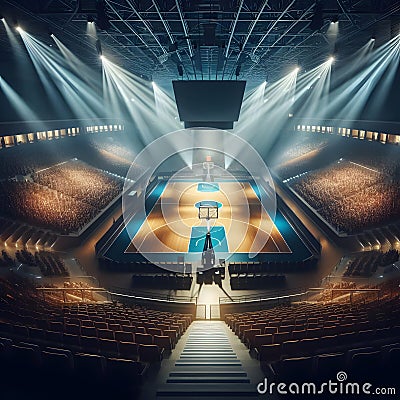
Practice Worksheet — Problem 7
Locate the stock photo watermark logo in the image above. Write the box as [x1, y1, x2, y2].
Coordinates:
[257, 371, 396, 396]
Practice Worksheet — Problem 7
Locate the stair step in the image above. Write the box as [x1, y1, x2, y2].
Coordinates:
[153, 321, 262, 400]
[166, 377, 251, 384]
[182, 346, 232, 349]
[181, 352, 236, 356]
[169, 371, 248, 377]
[156, 383, 258, 397]
[173, 365, 245, 372]
[186, 340, 229, 343]
[180, 355, 237, 358]
[175, 362, 242, 367]
[157, 397, 255, 400]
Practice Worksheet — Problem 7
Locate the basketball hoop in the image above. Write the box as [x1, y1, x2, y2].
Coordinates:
[202, 161, 214, 170]
[197, 199, 219, 235]
[203, 161, 214, 182]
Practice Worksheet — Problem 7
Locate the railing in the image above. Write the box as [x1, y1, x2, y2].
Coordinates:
[36, 284, 385, 321]
[108, 286, 197, 304]
[219, 286, 382, 305]
[219, 287, 310, 304]
[64, 275, 99, 287]
[36, 285, 197, 306]
[37, 287, 110, 303]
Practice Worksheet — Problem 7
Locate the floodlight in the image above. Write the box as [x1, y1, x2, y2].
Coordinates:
[158, 53, 168, 64]
[16, 26, 23, 33]
[331, 15, 339, 24]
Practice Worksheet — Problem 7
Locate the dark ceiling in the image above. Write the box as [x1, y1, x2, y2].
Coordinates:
[1, 0, 400, 85]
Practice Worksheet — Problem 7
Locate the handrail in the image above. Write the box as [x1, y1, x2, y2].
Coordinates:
[219, 286, 382, 304]
[36, 285, 197, 305]
[36, 287, 107, 291]
[109, 286, 197, 304]
[220, 291, 309, 304]
[219, 286, 310, 304]
[108, 291, 197, 304]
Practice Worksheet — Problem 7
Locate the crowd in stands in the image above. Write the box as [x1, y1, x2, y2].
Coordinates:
[0, 131, 143, 180]
[0, 142, 57, 179]
[33, 160, 123, 209]
[291, 160, 400, 233]
[275, 135, 329, 166]
[272, 132, 335, 179]
[85, 135, 140, 177]
[0, 160, 123, 234]
[0, 181, 97, 234]
[345, 250, 399, 277]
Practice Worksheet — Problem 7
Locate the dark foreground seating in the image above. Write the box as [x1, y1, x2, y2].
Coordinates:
[0, 336, 147, 398]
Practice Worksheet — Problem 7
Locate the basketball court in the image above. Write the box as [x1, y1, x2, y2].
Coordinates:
[125, 180, 291, 255]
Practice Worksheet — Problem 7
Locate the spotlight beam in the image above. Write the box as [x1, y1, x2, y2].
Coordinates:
[0, 76, 41, 122]
[235, 67, 299, 148]
[324, 35, 400, 121]
[19, 30, 104, 119]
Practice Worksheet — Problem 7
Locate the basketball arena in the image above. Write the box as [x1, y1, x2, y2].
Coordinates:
[0, 1, 400, 399]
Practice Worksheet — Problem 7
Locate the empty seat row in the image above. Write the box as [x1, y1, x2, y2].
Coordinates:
[256, 327, 400, 363]
[225, 298, 400, 331]
[270, 345, 400, 383]
[0, 332, 163, 363]
[239, 322, 395, 348]
[230, 274, 286, 290]
[131, 273, 193, 290]
[0, 337, 148, 394]
[228, 258, 316, 274]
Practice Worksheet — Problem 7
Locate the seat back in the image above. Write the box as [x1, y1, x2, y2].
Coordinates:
[115, 331, 134, 343]
[135, 333, 153, 345]
[254, 334, 273, 349]
[154, 335, 171, 352]
[138, 344, 161, 363]
[118, 341, 139, 360]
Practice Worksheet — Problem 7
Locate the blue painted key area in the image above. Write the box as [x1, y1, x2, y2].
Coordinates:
[188, 226, 229, 253]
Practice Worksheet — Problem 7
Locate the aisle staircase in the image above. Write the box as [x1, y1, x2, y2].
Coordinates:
[155, 321, 262, 399]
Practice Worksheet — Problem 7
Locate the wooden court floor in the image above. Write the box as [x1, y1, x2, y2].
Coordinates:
[126, 181, 291, 254]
